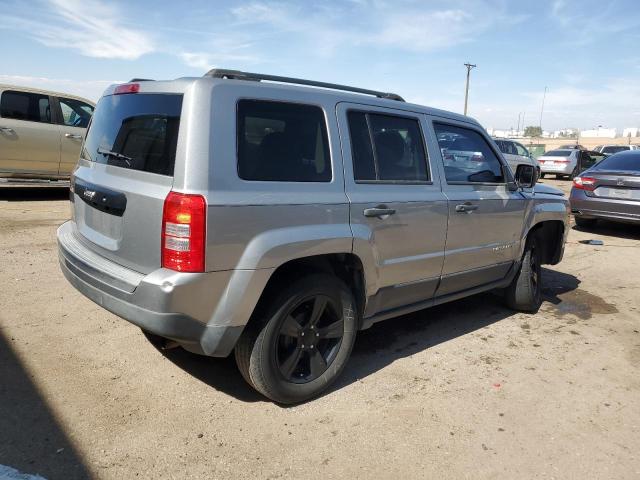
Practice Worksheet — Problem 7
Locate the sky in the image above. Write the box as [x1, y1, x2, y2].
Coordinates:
[1, 0, 639, 132]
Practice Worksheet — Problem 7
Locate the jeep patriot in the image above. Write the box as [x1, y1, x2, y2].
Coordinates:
[57, 70, 569, 403]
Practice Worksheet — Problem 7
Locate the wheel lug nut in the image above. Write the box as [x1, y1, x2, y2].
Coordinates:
[316, 333, 319, 337]
[301, 332, 305, 336]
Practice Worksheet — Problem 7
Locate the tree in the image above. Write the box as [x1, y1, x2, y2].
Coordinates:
[524, 126, 543, 137]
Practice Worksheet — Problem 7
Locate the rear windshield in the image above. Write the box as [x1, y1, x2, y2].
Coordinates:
[592, 153, 640, 172]
[543, 150, 572, 157]
[601, 145, 629, 154]
[82, 93, 183, 176]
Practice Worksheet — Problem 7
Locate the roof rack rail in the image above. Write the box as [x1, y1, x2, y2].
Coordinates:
[204, 69, 405, 102]
[129, 78, 154, 82]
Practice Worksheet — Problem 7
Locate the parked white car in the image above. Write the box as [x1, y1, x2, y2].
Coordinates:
[538, 149, 581, 179]
[493, 138, 540, 176]
[593, 145, 639, 155]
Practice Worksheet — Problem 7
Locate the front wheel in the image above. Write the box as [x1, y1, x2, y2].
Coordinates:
[235, 274, 357, 404]
[504, 235, 542, 313]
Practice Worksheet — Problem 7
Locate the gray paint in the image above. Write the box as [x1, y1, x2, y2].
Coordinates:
[58, 75, 570, 356]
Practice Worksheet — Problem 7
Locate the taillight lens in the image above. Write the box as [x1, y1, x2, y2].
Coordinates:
[573, 176, 596, 191]
[114, 83, 140, 95]
[162, 192, 206, 272]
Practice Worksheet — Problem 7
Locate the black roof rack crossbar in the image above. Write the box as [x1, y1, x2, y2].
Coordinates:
[204, 69, 405, 102]
[128, 78, 154, 82]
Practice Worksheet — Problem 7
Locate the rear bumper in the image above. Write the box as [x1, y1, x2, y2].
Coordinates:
[57, 221, 272, 356]
[570, 189, 640, 224]
[540, 163, 573, 174]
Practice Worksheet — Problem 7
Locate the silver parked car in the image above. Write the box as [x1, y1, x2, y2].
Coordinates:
[571, 150, 640, 226]
[57, 70, 569, 403]
[493, 138, 540, 176]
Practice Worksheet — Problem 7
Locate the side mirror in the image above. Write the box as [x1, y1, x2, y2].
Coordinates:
[515, 164, 537, 188]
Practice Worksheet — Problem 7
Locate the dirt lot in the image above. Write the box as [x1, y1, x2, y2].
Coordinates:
[1, 179, 639, 479]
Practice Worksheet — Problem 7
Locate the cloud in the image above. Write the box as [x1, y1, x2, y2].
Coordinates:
[180, 51, 262, 71]
[0, 0, 154, 60]
[550, 0, 640, 42]
[230, 0, 525, 54]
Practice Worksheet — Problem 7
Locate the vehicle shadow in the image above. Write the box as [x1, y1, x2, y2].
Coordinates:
[334, 268, 579, 394]
[157, 268, 579, 404]
[0, 186, 69, 202]
[573, 221, 640, 240]
[0, 329, 92, 479]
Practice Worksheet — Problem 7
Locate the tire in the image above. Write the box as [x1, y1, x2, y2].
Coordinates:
[235, 274, 357, 404]
[575, 216, 597, 228]
[539, 172, 545, 179]
[505, 235, 542, 313]
[555, 174, 563, 180]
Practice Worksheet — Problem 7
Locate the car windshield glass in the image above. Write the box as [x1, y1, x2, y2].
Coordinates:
[543, 150, 572, 157]
[82, 93, 182, 176]
[601, 146, 629, 154]
[592, 153, 640, 172]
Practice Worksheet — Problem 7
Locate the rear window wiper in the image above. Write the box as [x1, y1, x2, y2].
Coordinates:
[97, 147, 132, 167]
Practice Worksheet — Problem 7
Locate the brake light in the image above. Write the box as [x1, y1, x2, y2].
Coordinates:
[555, 159, 570, 163]
[573, 176, 596, 191]
[162, 192, 206, 272]
[114, 83, 140, 95]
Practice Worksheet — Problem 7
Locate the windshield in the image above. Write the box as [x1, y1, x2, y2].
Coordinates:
[82, 93, 183, 176]
[543, 150, 572, 157]
[601, 146, 629, 154]
[592, 152, 640, 172]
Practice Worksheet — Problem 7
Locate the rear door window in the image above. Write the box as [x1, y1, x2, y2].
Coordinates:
[82, 93, 183, 176]
[347, 111, 429, 183]
[434, 123, 505, 183]
[58, 97, 94, 128]
[237, 100, 331, 182]
[0, 90, 51, 123]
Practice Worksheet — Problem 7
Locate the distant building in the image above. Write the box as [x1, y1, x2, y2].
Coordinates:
[580, 127, 617, 138]
[623, 127, 639, 138]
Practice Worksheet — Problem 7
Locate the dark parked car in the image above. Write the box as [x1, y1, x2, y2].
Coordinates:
[570, 150, 640, 226]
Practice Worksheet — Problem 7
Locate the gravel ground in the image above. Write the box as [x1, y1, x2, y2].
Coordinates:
[1, 179, 639, 479]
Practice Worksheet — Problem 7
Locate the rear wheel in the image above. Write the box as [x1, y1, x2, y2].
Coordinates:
[505, 235, 542, 313]
[575, 216, 597, 228]
[235, 274, 357, 404]
[539, 172, 546, 179]
[555, 174, 564, 180]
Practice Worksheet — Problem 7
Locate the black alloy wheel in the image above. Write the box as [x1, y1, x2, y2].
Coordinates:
[275, 294, 344, 383]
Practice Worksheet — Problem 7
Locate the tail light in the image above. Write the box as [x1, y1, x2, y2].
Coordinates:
[573, 176, 596, 191]
[114, 83, 140, 95]
[555, 158, 570, 163]
[162, 192, 206, 272]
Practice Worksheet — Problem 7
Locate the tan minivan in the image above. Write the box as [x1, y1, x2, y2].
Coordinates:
[0, 84, 95, 179]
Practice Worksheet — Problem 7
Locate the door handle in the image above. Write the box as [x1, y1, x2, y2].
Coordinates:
[455, 203, 479, 213]
[0, 126, 14, 133]
[363, 205, 396, 218]
[65, 133, 83, 139]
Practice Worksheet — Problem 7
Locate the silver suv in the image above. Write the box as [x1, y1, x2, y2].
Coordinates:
[57, 70, 569, 403]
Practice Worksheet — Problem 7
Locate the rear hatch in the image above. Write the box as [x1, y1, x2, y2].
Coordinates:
[71, 89, 183, 274]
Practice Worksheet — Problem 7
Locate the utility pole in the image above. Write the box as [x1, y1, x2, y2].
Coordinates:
[463, 63, 476, 116]
[539, 86, 548, 132]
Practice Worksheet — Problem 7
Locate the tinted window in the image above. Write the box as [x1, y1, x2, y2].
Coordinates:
[347, 111, 429, 182]
[237, 100, 330, 182]
[0, 90, 51, 123]
[58, 97, 94, 128]
[601, 145, 629, 154]
[592, 152, 640, 172]
[435, 123, 505, 183]
[82, 93, 182, 176]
